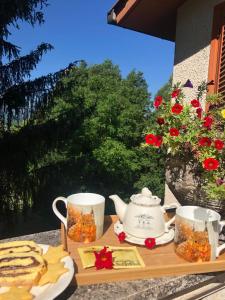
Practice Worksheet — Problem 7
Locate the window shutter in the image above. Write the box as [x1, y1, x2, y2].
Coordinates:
[217, 25, 225, 98]
[208, 2, 225, 103]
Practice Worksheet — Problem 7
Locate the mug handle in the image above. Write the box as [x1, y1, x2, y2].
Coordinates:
[163, 203, 180, 232]
[216, 221, 225, 257]
[52, 197, 67, 229]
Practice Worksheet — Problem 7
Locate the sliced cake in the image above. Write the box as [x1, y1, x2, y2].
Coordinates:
[0, 240, 42, 256]
[0, 252, 47, 286]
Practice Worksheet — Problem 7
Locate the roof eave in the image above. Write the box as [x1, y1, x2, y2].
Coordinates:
[107, 0, 187, 42]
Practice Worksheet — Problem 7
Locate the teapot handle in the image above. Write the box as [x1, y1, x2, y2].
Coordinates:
[163, 203, 180, 232]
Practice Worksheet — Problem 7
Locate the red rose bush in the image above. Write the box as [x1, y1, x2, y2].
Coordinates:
[145, 82, 225, 201]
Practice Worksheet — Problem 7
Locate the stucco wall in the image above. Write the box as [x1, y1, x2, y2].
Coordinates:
[173, 0, 224, 103]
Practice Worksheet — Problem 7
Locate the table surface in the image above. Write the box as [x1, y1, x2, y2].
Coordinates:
[1, 230, 225, 300]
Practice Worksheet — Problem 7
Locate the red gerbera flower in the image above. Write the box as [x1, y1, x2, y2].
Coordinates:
[191, 99, 200, 108]
[157, 117, 165, 125]
[154, 96, 163, 109]
[169, 128, 179, 136]
[203, 116, 213, 129]
[203, 158, 219, 171]
[155, 135, 163, 147]
[198, 137, 212, 147]
[118, 232, 126, 243]
[171, 89, 180, 98]
[145, 134, 156, 145]
[214, 139, 224, 150]
[145, 238, 156, 249]
[171, 103, 183, 114]
[94, 247, 113, 270]
[196, 107, 202, 119]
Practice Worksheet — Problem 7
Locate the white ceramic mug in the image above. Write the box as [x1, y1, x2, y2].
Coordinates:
[52, 193, 105, 243]
[174, 206, 225, 261]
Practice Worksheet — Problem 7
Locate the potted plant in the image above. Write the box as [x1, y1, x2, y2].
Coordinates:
[145, 81, 225, 217]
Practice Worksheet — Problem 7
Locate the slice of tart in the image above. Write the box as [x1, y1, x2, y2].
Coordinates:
[0, 252, 47, 286]
[0, 240, 42, 256]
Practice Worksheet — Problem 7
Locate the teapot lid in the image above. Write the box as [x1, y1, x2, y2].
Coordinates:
[130, 188, 161, 206]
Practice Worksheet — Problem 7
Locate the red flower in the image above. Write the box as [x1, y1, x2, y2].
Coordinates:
[203, 158, 219, 171]
[118, 232, 126, 242]
[94, 247, 113, 270]
[169, 128, 179, 136]
[171, 103, 183, 114]
[196, 108, 202, 119]
[198, 137, 212, 147]
[155, 135, 163, 147]
[171, 89, 181, 98]
[145, 238, 156, 249]
[214, 139, 224, 150]
[203, 116, 213, 129]
[145, 134, 156, 145]
[154, 96, 163, 109]
[157, 117, 165, 125]
[145, 134, 163, 147]
[191, 99, 200, 108]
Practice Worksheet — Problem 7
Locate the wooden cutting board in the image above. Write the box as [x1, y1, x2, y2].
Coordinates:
[61, 215, 225, 286]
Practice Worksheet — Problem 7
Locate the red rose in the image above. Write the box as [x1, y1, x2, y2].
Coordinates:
[196, 108, 202, 119]
[154, 96, 163, 109]
[155, 135, 163, 147]
[145, 134, 156, 145]
[94, 247, 113, 270]
[169, 128, 179, 136]
[191, 99, 200, 108]
[203, 116, 213, 129]
[171, 103, 183, 114]
[198, 137, 212, 147]
[118, 232, 126, 242]
[145, 238, 156, 249]
[157, 117, 165, 125]
[203, 158, 219, 171]
[171, 89, 180, 98]
[214, 139, 224, 150]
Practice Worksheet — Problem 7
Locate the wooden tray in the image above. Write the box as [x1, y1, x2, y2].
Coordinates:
[61, 215, 225, 286]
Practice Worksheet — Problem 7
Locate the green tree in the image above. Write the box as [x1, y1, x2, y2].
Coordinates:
[35, 60, 166, 208]
[0, 0, 78, 221]
[0, 0, 50, 130]
[0, 0, 76, 131]
[0, 60, 167, 236]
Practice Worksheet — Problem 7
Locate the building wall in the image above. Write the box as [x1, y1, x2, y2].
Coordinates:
[173, 0, 224, 103]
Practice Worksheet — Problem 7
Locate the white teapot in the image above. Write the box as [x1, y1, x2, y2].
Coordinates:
[109, 188, 179, 238]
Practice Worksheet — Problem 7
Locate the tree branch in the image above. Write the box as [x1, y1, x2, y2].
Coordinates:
[0, 43, 53, 93]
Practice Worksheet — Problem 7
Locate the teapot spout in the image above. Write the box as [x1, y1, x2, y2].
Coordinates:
[109, 195, 127, 222]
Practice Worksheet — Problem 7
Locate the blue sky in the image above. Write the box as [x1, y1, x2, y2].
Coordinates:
[9, 1, 175, 96]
